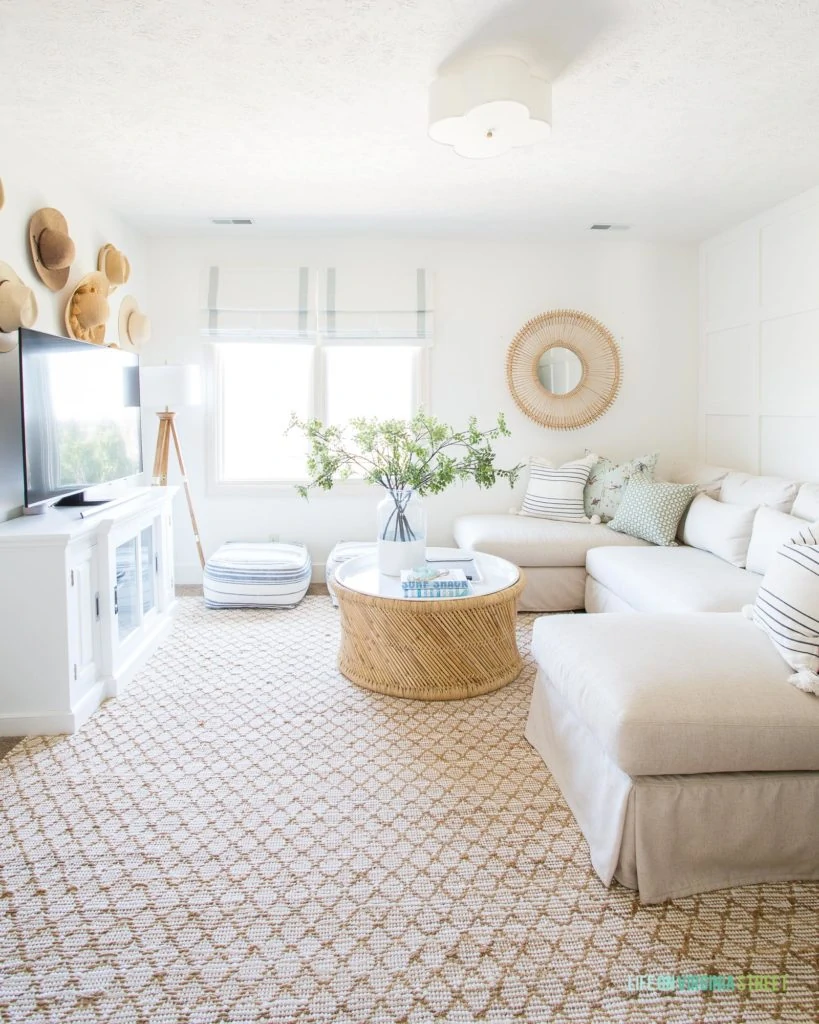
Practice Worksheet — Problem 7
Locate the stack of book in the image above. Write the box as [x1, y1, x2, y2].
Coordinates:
[400, 567, 471, 599]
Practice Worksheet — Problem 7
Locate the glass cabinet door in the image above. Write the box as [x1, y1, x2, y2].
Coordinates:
[115, 538, 139, 642]
[141, 526, 155, 615]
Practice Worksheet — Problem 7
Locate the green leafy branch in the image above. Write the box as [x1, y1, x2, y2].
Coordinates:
[287, 411, 523, 499]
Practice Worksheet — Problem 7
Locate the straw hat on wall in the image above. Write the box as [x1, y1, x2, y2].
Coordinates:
[29, 208, 76, 291]
[65, 272, 110, 345]
[0, 261, 38, 334]
[98, 244, 131, 290]
[118, 295, 151, 351]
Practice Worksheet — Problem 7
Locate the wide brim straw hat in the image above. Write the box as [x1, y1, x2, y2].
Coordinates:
[65, 272, 110, 345]
[0, 261, 38, 335]
[29, 207, 76, 291]
[118, 295, 151, 351]
[98, 244, 131, 290]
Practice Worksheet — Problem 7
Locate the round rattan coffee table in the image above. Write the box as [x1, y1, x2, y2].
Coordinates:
[334, 550, 525, 700]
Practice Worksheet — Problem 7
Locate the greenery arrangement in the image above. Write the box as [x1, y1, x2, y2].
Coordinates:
[288, 411, 523, 542]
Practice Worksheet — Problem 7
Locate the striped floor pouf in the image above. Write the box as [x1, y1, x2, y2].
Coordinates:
[325, 541, 377, 606]
[203, 542, 311, 609]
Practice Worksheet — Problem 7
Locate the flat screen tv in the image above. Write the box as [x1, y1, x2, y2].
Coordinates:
[19, 329, 142, 508]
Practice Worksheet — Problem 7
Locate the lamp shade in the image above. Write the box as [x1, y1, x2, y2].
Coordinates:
[429, 55, 551, 159]
[139, 364, 202, 411]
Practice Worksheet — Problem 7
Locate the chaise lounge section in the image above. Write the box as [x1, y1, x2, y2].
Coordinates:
[526, 612, 819, 903]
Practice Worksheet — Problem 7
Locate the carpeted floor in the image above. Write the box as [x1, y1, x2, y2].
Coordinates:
[0, 595, 816, 1023]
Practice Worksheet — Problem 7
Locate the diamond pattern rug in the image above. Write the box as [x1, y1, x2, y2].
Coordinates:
[0, 596, 816, 1023]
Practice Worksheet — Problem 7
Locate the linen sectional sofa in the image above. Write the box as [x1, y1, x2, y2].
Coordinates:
[452, 467, 819, 902]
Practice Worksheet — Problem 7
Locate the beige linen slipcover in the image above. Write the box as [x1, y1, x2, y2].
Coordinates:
[527, 613, 819, 901]
[530, 613, 819, 775]
[585, 546, 762, 614]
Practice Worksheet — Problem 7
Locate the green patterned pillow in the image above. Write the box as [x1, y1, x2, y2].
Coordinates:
[608, 473, 697, 546]
[583, 451, 658, 521]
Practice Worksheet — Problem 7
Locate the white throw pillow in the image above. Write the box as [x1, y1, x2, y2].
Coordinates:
[746, 508, 813, 576]
[720, 472, 799, 513]
[792, 483, 819, 522]
[520, 454, 597, 523]
[744, 522, 819, 695]
[681, 494, 757, 567]
[663, 459, 731, 496]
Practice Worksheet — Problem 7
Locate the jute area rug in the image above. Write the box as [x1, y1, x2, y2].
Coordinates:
[0, 596, 816, 1023]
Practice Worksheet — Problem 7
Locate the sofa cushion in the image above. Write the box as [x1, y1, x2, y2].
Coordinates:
[452, 514, 649, 568]
[746, 507, 809, 575]
[680, 493, 756, 567]
[745, 522, 819, 695]
[519, 455, 597, 522]
[583, 450, 658, 522]
[608, 474, 697, 545]
[531, 613, 819, 774]
[662, 459, 731, 495]
[720, 472, 799, 513]
[792, 482, 819, 521]
[585, 545, 761, 612]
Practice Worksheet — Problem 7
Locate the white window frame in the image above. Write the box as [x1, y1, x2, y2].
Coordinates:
[207, 340, 430, 496]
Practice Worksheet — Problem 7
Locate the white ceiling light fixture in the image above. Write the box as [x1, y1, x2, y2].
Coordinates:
[429, 55, 551, 159]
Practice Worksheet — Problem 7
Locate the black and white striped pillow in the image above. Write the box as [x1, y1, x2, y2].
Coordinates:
[745, 522, 819, 695]
[520, 455, 597, 523]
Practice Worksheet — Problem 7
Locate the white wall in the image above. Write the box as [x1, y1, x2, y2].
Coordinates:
[145, 235, 699, 581]
[700, 184, 819, 480]
[0, 163, 147, 519]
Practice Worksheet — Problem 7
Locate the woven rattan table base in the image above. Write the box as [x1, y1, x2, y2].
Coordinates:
[335, 574, 526, 700]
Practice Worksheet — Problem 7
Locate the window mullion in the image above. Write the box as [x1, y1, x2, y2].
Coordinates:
[311, 343, 327, 423]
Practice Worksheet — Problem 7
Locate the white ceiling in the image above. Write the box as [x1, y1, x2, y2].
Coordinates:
[2, 0, 819, 240]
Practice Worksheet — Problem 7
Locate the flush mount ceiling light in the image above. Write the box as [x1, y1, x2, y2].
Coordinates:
[428, 55, 551, 159]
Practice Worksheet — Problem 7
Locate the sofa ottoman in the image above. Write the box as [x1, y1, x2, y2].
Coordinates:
[203, 542, 311, 609]
[525, 612, 819, 902]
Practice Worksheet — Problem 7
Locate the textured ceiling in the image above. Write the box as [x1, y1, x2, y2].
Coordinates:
[2, 0, 819, 240]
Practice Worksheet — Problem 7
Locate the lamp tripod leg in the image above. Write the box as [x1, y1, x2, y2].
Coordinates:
[151, 411, 206, 570]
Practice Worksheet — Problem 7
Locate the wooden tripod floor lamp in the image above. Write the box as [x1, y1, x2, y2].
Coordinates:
[140, 364, 206, 569]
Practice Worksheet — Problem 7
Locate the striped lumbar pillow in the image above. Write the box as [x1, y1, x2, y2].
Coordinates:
[744, 523, 819, 695]
[519, 454, 598, 523]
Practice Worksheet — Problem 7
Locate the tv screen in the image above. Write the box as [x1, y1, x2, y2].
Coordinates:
[19, 329, 142, 507]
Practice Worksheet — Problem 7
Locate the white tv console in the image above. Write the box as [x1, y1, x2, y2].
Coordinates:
[0, 487, 178, 735]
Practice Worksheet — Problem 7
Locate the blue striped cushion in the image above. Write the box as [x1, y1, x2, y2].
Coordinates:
[520, 455, 596, 523]
[746, 523, 819, 695]
[203, 542, 311, 609]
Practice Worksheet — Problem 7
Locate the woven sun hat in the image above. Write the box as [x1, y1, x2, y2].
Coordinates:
[98, 244, 131, 290]
[0, 261, 38, 334]
[118, 294, 151, 351]
[65, 272, 110, 345]
[29, 207, 76, 291]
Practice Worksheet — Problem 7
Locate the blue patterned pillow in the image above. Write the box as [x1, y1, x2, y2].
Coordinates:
[583, 451, 658, 521]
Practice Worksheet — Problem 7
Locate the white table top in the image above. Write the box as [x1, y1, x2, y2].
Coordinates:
[335, 547, 519, 601]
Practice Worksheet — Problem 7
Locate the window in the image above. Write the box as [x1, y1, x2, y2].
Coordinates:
[215, 343, 313, 483]
[212, 342, 427, 486]
[206, 266, 432, 488]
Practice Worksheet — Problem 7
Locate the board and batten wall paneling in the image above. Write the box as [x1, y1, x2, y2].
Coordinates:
[699, 184, 819, 480]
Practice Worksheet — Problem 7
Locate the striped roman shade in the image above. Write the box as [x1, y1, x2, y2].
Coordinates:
[519, 455, 597, 522]
[747, 523, 819, 695]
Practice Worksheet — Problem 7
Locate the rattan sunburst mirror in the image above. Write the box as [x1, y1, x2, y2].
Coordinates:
[506, 309, 622, 430]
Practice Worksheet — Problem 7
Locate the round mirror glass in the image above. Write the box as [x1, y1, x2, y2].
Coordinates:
[536, 347, 583, 395]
